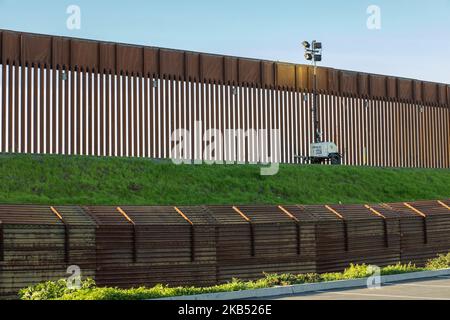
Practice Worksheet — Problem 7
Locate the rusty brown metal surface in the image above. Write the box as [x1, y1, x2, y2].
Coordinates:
[78, 206, 217, 289]
[0, 205, 96, 298]
[0, 29, 449, 167]
[384, 201, 450, 266]
[203, 205, 316, 282]
[0, 201, 449, 298]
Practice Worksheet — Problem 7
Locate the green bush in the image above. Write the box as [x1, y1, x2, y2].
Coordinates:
[342, 264, 373, 279]
[18, 278, 96, 301]
[259, 273, 322, 287]
[19, 254, 450, 300]
[426, 253, 450, 270]
[18, 259, 435, 301]
[381, 263, 421, 275]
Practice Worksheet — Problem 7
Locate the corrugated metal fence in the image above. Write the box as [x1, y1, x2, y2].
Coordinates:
[1, 200, 450, 298]
[0, 29, 449, 167]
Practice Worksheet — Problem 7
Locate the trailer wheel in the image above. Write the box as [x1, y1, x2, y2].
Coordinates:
[330, 153, 341, 165]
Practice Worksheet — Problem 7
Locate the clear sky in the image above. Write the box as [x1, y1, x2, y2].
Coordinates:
[1, 0, 449, 83]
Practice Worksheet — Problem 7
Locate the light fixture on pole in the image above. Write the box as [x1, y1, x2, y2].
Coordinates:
[298, 41, 341, 165]
[302, 40, 322, 144]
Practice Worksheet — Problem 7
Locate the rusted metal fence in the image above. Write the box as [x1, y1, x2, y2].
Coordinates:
[1, 200, 450, 298]
[0, 29, 449, 167]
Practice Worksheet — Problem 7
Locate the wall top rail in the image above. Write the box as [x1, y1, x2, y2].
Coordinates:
[0, 29, 449, 107]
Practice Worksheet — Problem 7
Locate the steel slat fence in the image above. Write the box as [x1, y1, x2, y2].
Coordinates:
[0, 30, 449, 168]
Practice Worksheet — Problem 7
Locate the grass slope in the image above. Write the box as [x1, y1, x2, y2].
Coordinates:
[0, 154, 449, 205]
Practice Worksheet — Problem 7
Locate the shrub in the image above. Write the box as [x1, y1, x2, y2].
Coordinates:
[381, 263, 421, 275]
[18, 254, 448, 300]
[341, 264, 373, 279]
[18, 278, 96, 301]
[426, 253, 450, 270]
[320, 272, 344, 282]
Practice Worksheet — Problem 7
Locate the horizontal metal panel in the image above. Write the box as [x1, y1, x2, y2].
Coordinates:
[327, 205, 380, 220]
[21, 34, 52, 66]
[423, 82, 438, 105]
[83, 206, 129, 225]
[369, 74, 387, 98]
[116, 45, 143, 75]
[301, 205, 340, 220]
[387, 77, 397, 99]
[398, 79, 413, 101]
[205, 206, 248, 224]
[52, 37, 71, 68]
[404, 200, 450, 217]
[448, 86, 450, 107]
[144, 47, 159, 76]
[99, 43, 116, 73]
[413, 80, 423, 102]
[235, 205, 292, 223]
[238, 58, 260, 84]
[71, 40, 98, 70]
[281, 205, 318, 221]
[120, 206, 189, 225]
[2, 31, 20, 63]
[276, 63, 296, 89]
[177, 206, 217, 225]
[340, 70, 358, 96]
[327, 68, 339, 94]
[185, 52, 200, 80]
[261, 61, 275, 87]
[0, 205, 62, 225]
[224, 56, 238, 83]
[200, 54, 223, 82]
[296, 65, 308, 91]
[0, 29, 446, 107]
[315, 67, 328, 92]
[358, 73, 369, 97]
[438, 84, 447, 106]
[160, 49, 183, 78]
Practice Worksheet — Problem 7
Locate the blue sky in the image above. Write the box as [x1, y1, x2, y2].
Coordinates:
[1, 0, 449, 83]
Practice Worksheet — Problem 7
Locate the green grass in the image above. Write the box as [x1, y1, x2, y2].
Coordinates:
[0, 154, 449, 205]
[19, 253, 450, 300]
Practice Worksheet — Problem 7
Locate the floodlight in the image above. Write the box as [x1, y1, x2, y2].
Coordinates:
[305, 52, 313, 61]
[301, 40, 323, 144]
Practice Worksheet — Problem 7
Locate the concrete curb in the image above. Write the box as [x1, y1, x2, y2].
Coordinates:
[153, 268, 450, 300]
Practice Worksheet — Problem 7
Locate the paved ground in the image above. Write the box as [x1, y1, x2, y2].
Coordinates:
[270, 276, 450, 300]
